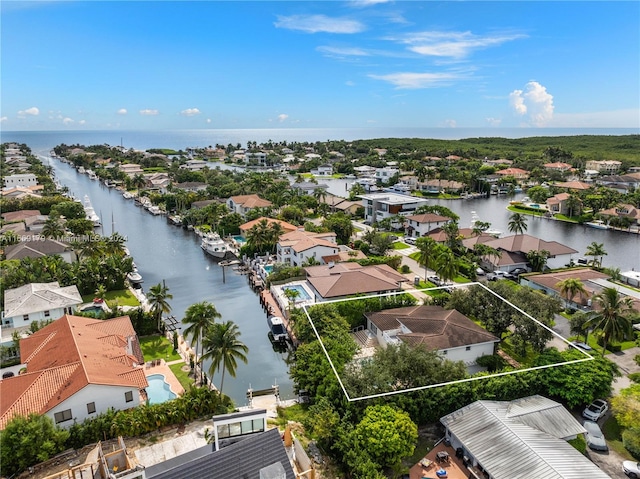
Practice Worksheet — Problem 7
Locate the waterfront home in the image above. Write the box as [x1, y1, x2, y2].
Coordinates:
[598, 203, 640, 226]
[552, 180, 593, 191]
[585, 159, 622, 174]
[440, 395, 610, 479]
[543, 162, 573, 173]
[596, 173, 640, 194]
[118, 163, 144, 178]
[144, 172, 171, 193]
[545, 192, 582, 216]
[462, 234, 578, 272]
[0, 314, 147, 430]
[359, 192, 429, 225]
[227, 194, 273, 218]
[374, 166, 399, 184]
[181, 159, 208, 171]
[496, 167, 530, 180]
[238, 217, 298, 239]
[1, 185, 43, 199]
[4, 238, 76, 263]
[310, 164, 333, 176]
[276, 230, 339, 267]
[353, 165, 376, 177]
[2, 282, 82, 332]
[319, 194, 361, 215]
[2, 173, 38, 190]
[244, 151, 267, 166]
[417, 179, 465, 194]
[173, 181, 208, 193]
[303, 263, 407, 301]
[405, 212, 451, 238]
[291, 181, 328, 195]
[519, 268, 610, 309]
[425, 227, 483, 244]
[1, 209, 41, 223]
[364, 305, 500, 373]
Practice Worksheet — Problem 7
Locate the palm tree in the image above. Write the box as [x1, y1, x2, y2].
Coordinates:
[183, 301, 221, 384]
[583, 287, 634, 355]
[434, 246, 459, 284]
[132, 173, 146, 195]
[473, 243, 502, 270]
[42, 216, 66, 238]
[283, 287, 301, 317]
[507, 212, 528, 235]
[585, 242, 607, 268]
[526, 249, 550, 272]
[147, 282, 173, 331]
[416, 236, 438, 281]
[200, 320, 248, 394]
[555, 278, 587, 308]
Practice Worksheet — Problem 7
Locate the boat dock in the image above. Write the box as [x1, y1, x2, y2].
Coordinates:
[259, 289, 299, 348]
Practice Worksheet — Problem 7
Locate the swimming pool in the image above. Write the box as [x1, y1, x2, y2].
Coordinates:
[146, 374, 177, 404]
[283, 284, 312, 301]
[263, 265, 273, 274]
[232, 235, 246, 244]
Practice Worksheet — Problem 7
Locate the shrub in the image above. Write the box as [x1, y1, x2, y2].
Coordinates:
[476, 354, 508, 373]
[400, 264, 411, 274]
[622, 428, 640, 460]
[567, 435, 587, 454]
[629, 372, 640, 384]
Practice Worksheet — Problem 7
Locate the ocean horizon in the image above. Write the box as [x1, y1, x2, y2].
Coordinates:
[1, 127, 638, 153]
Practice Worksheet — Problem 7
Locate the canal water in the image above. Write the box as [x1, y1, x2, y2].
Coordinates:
[47, 157, 294, 405]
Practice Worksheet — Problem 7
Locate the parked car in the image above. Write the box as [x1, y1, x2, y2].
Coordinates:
[623, 460, 640, 478]
[428, 276, 443, 286]
[571, 341, 593, 351]
[511, 267, 528, 276]
[583, 420, 608, 451]
[582, 399, 609, 421]
[405, 237, 416, 245]
[475, 267, 486, 276]
[487, 271, 516, 281]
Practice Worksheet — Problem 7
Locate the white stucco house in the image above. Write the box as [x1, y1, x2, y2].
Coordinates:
[276, 230, 339, 267]
[2, 173, 38, 190]
[404, 212, 451, 238]
[359, 192, 429, 225]
[244, 151, 267, 166]
[2, 282, 82, 332]
[364, 305, 499, 373]
[374, 167, 399, 184]
[0, 315, 148, 430]
[311, 164, 333, 176]
[227, 194, 273, 217]
[181, 159, 208, 171]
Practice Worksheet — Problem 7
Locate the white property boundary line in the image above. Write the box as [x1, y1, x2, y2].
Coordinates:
[300, 282, 595, 402]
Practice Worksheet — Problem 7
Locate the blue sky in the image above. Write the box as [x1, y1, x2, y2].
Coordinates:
[1, 1, 639, 131]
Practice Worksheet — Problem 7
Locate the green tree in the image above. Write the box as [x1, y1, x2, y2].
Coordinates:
[0, 413, 70, 477]
[200, 320, 249, 393]
[433, 245, 459, 283]
[42, 215, 66, 238]
[183, 301, 221, 384]
[322, 212, 354, 244]
[584, 287, 634, 355]
[585, 241, 607, 268]
[569, 311, 591, 343]
[147, 281, 173, 331]
[352, 405, 418, 469]
[416, 236, 438, 281]
[507, 212, 528, 235]
[556, 277, 587, 307]
[526, 249, 550, 272]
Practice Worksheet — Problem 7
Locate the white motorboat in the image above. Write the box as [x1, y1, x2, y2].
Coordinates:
[83, 195, 101, 227]
[267, 316, 288, 343]
[147, 205, 164, 215]
[127, 271, 143, 284]
[201, 232, 234, 259]
[385, 181, 411, 193]
[586, 220, 609, 230]
[87, 170, 98, 180]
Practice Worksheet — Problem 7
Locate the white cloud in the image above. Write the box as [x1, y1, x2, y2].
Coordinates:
[509, 81, 554, 127]
[78, 120, 86, 125]
[486, 117, 502, 126]
[317, 46, 370, 57]
[117, 108, 128, 115]
[18, 106, 40, 117]
[62, 117, 74, 125]
[181, 108, 201, 116]
[275, 14, 365, 34]
[393, 31, 526, 59]
[0, 116, 7, 123]
[368, 71, 464, 89]
[444, 119, 457, 128]
[139, 109, 159, 116]
[277, 114, 289, 122]
[206, 118, 212, 123]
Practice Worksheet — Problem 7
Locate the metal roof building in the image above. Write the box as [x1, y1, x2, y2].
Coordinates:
[440, 395, 611, 479]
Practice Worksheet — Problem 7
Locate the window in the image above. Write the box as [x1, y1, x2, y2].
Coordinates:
[87, 402, 96, 414]
[23, 314, 29, 322]
[44, 310, 50, 318]
[125, 391, 134, 403]
[54, 409, 72, 424]
[465, 346, 471, 351]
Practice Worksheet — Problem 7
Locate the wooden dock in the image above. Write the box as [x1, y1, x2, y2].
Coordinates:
[259, 289, 299, 348]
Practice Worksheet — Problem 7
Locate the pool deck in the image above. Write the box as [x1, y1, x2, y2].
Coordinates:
[144, 359, 185, 398]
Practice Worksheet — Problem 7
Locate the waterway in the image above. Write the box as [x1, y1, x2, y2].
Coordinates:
[47, 157, 294, 406]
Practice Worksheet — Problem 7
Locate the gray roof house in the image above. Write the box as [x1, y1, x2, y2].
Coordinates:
[440, 395, 611, 479]
[144, 428, 295, 479]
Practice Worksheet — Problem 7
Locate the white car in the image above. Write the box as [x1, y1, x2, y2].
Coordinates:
[405, 237, 416, 245]
[583, 420, 608, 451]
[582, 399, 609, 421]
[623, 460, 640, 478]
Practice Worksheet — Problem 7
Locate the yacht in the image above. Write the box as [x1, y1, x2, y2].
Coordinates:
[267, 316, 288, 343]
[385, 181, 412, 193]
[127, 271, 144, 284]
[83, 195, 101, 227]
[87, 170, 98, 180]
[585, 219, 609, 230]
[201, 232, 234, 259]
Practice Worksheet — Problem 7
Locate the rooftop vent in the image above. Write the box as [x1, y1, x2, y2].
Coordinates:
[259, 462, 286, 479]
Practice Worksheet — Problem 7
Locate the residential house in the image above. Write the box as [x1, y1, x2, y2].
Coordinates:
[303, 263, 407, 302]
[597, 203, 640, 227]
[596, 174, 640, 194]
[405, 213, 451, 238]
[173, 181, 208, 193]
[440, 395, 610, 479]
[585, 160, 621, 174]
[353, 165, 376, 177]
[482, 158, 513, 167]
[359, 192, 429, 225]
[2, 173, 38, 190]
[244, 152, 267, 166]
[238, 217, 298, 239]
[119, 163, 144, 178]
[365, 305, 499, 373]
[321, 248, 367, 264]
[291, 182, 328, 195]
[0, 315, 148, 430]
[545, 192, 582, 216]
[374, 167, 399, 184]
[143, 427, 295, 479]
[496, 167, 530, 180]
[552, 180, 593, 191]
[417, 179, 465, 194]
[181, 159, 208, 171]
[519, 268, 611, 309]
[310, 164, 333, 176]
[4, 238, 76, 263]
[276, 230, 339, 267]
[1, 209, 41, 224]
[1, 186, 44, 199]
[320, 194, 361, 215]
[462, 234, 578, 271]
[543, 162, 572, 173]
[144, 172, 172, 193]
[227, 194, 273, 217]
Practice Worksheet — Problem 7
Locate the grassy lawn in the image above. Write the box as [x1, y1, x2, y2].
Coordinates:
[140, 335, 182, 362]
[500, 336, 538, 366]
[507, 205, 548, 217]
[169, 362, 194, 390]
[393, 242, 410, 250]
[82, 289, 140, 308]
[602, 415, 635, 459]
[568, 333, 635, 354]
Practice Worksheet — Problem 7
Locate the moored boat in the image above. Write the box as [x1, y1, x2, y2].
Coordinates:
[127, 271, 144, 284]
[267, 316, 288, 343]
[585, 220, 609, 230]
[201, 232, 235, 260]
[83, 195, 101, 227]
